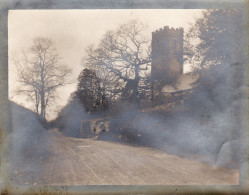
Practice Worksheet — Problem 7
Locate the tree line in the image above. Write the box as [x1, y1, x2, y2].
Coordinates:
[13, 9, 245, 122]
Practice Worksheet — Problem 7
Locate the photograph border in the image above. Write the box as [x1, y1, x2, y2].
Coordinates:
[1, 0, 248, 194]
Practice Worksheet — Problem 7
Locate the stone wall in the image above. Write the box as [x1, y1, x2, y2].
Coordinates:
[151, 26, 184, 102]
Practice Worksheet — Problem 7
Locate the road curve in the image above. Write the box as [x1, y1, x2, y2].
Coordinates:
[40, 129, 239, 185]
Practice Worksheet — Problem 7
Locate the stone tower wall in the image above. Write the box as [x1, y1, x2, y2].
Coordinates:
[151, 26, 184, 82]
[151, 26, 184, 102]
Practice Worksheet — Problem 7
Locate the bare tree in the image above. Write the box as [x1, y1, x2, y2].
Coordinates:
[84, 20, 151, 104]
[14, 37, 71, 121]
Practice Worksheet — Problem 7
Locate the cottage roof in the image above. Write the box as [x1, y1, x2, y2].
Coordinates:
[162, 73, 198, 93]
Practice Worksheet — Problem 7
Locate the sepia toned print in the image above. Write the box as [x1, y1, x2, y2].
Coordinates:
[3, 6, 248, 194]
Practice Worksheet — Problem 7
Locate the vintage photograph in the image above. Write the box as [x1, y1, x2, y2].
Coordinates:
[7, 8, 246, 187]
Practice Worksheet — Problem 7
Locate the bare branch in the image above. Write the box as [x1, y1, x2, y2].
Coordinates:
[14, 37, 72, 120]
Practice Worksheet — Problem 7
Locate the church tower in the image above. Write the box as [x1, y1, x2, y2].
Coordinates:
[151, 26, 184, 101]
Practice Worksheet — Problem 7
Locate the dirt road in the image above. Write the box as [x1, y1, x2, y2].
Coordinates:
[37, 129, 239, 185]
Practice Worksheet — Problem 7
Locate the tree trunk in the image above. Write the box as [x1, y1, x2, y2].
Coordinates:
[40, 91, 46, 120]
[35, 90, 39, 114]
[36, 104, 39, 114]
[131, 65, 139, 104]
[40, 65, 46, 121]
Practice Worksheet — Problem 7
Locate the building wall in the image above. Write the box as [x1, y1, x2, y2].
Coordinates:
[151, 26, 184, 102]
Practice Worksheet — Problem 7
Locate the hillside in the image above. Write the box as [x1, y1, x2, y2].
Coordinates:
[8, 101, 51, 185]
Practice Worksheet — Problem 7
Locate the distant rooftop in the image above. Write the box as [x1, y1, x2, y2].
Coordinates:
[162, 73, 198, 93]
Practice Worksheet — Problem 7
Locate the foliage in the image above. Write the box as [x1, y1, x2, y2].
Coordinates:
[185, 9, 243, 71]
[55, 92, 89, 136]
[184, 9, 245, 113]
[76, 68, 107, 113]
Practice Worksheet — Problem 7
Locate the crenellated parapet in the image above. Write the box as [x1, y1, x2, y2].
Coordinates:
[152, 26, 184, 39]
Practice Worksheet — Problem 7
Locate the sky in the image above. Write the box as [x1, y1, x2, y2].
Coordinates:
[8, 9, 203, 120]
